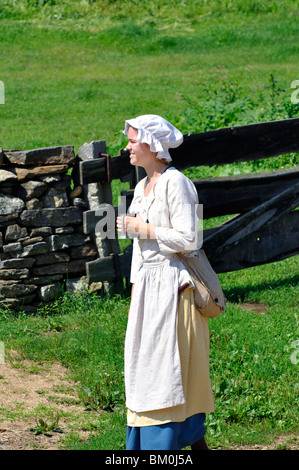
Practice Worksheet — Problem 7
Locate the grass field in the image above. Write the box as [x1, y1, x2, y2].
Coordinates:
[0, 0, 298, 450]
[0, 1, 298, 153]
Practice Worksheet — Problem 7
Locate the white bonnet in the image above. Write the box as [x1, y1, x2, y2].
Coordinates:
[123, 114, 183, 162]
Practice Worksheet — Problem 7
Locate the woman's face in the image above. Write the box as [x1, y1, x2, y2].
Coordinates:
[126, 126, 156, 168]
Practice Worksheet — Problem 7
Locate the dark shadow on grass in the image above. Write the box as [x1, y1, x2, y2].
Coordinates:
[223, 273, 299, 303]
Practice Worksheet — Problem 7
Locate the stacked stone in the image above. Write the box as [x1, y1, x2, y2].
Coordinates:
[0, 146, 98, 311]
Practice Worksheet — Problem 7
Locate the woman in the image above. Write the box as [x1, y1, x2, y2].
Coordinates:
[116, 115, 214, 451]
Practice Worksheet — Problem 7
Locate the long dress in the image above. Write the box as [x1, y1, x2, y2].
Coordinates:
[124, 166, 214, 450]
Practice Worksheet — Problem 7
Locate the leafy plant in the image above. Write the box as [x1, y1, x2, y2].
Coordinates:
[29, 411, 63, 437]
[79, 378, 123, 412]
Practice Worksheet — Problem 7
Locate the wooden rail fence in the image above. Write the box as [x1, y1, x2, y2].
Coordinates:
[74, 117, 299, 289]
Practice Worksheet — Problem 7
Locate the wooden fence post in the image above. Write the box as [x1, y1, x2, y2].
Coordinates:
[76, 140, 122, 293]
[132, 166, 146, 188]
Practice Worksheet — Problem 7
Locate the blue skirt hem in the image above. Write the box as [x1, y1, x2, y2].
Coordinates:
[126, 413, 206, 450]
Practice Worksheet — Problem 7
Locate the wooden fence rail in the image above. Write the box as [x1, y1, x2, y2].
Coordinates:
[79, 117, 299, 184]
[75, 117, 299, 287]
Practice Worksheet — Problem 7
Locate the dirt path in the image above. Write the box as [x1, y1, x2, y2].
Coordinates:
[0, 353, 97, 450]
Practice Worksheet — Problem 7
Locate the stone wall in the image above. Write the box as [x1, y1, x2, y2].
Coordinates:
[0, 145, 99, 312]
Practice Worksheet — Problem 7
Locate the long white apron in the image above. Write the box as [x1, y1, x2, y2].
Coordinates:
[125, 257, 191, 413]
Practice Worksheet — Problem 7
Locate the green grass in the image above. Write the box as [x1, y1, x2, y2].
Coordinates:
[0, 0, 298, 450]
[0, 2, 298, 154]
[207, 258, 299, 448]
[0, 292, 128, 411]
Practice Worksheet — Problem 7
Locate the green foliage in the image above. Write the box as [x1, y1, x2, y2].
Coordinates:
[29, 410, 63, 437]
[0, 0, 298, 21]
[167, 72, 299, 179]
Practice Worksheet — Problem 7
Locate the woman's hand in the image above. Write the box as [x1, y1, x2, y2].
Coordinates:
[116, 214, 156, 239]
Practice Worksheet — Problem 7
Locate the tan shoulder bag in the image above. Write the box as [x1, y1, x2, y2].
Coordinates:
[176, 249, 226, 318]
